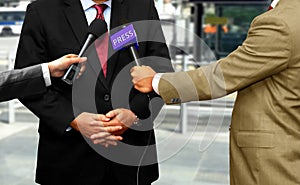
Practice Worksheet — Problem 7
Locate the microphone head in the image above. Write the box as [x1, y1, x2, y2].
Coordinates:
[110, 24, 138, 51]
[88, 19, 107, 38]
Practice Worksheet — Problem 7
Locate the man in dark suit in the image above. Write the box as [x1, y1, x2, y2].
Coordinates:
[14, 0, 173, 184]
[0, 54, 85, 102]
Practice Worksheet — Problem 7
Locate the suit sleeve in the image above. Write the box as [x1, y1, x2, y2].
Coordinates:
[0, 65, 46, 102]
[158, 14, 291, 104]
[14, 3, 75, 136]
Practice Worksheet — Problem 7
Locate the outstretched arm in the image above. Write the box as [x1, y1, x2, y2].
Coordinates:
[0, 54, 86, 102]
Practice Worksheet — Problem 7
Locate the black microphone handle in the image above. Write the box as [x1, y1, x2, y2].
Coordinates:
[129, 46, 140, 66]
[61, 34, 96, 85]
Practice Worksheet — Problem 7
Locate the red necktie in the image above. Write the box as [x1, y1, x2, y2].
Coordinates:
[268, 5, 273, 10]
[268, 0, 279, 10]
[93, 4, 108, 77]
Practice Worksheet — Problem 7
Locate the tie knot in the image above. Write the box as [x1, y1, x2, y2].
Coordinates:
[93, 4, 107, 20]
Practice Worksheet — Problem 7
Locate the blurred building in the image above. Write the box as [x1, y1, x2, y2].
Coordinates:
[0, 0, 31, 7]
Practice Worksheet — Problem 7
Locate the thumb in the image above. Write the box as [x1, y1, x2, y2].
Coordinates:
[106, 109, 120, 118]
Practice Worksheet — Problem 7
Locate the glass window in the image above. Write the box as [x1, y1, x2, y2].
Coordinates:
[203, 4, 268, 58]
[0, 11, 25, 22]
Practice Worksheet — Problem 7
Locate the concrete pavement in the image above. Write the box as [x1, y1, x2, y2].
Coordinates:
[0, 101, 231, 185]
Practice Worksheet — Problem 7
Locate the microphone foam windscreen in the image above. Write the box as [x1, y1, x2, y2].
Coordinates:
[88, 19, 107, 38]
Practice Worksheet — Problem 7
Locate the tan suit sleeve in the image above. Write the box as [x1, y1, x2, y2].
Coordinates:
[158, 14, 292, 104]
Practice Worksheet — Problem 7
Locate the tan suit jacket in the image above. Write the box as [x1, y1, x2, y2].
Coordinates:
[158, 0, 300, 184]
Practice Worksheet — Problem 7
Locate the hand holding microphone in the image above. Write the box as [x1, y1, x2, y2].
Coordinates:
[61, 19, 107, 85]
[110, 24, 157, 93]
[47, 54, 87, 77]
[130, 66, 156, 93]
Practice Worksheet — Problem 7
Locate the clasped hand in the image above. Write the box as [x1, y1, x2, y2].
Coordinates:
[71, 109, 137, 148]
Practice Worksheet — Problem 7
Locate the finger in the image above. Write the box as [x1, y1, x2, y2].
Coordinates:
[90, 119, 119, 126]
[96, 114, 110, 121]
[102, 138, 123, 147]
[105, 135, 123, 141]
[134, 85, 141, 91]
[94, 141, 116, 147]
[105, 126, 123, 133]
[104, 141, 118, 146]
[62, 57, 78, 67]
[132, 77, 138, 84]
[79, 57, 87, 63]
[79, 64, 86, 73]
[67, 57, 87, 65]
[130, 66, 138, 73]
[101, 120, 123, 127]
[130, 67, 134, 73]
[90, 121, 104, 127]
[93, 138, 106, 145]
[76, 72, 82, 79]
[105, 109, 118, 118]
[89, 121, 123, 132]
[76, 67, 85, 79]
[90, 132, 111, 140]
[110, 126, 128, 135]
[64, 54, 78, 58]
[130, 71, 135, 78]
[93, 140, 119, 147]
[90, 132, 123, 141]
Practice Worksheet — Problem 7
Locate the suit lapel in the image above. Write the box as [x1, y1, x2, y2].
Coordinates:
[63, 0, 88, 46]
[63, 0, 108, 88]
[111, 0, 127, 29]
[63, 0, 128, 88]
[106, 0, 128, 83]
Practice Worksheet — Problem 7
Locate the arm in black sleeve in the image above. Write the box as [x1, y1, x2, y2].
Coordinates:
[14, 3, 75, 136]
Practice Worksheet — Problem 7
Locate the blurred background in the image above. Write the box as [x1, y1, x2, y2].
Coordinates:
[0, 0, 270, 184]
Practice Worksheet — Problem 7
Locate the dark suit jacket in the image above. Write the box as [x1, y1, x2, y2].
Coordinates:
[14, 0, 173, 184]
[0, 65, 46, 102]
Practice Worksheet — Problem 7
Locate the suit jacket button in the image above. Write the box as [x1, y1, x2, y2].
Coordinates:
[104, 94, 110, 102]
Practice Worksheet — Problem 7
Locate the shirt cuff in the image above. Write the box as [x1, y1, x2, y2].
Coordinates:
[41, 63, 51, 87]
[152, 73, 163, 95]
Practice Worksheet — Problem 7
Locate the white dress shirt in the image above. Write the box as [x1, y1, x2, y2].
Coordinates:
[41, 63, 51, 87]
[152, 73, 162, 95]
[80, 0, 112, 29]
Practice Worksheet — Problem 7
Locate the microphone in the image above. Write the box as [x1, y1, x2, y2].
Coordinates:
[110, 24, 140, 66]
[61, 19, 107, 85]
